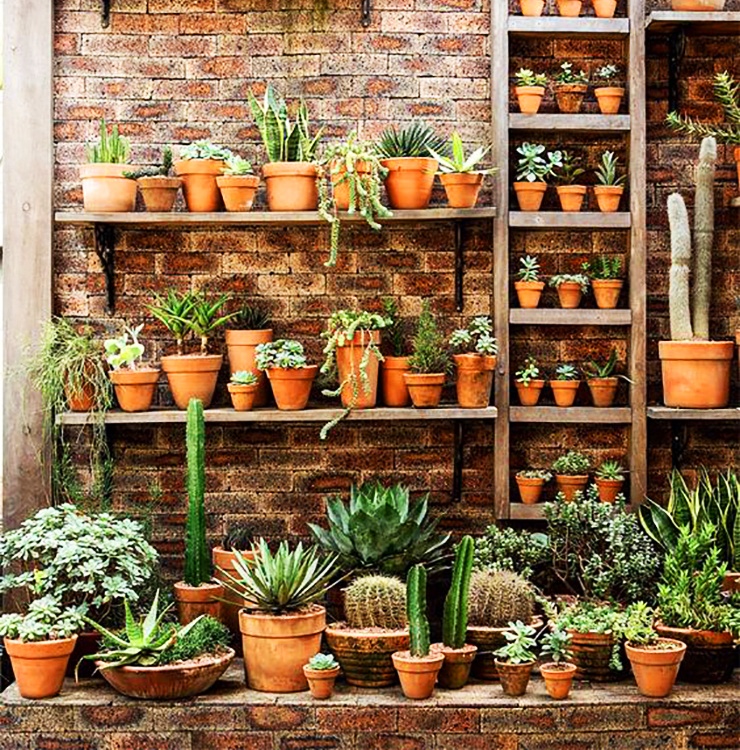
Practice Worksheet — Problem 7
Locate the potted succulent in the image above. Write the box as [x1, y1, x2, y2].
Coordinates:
[582, 348, 625, 407]
[593, 0, 617, 16]
[249, 85, 322, 211]
[80, 118, 138, 212]
[104, 324, 160, 413]
[549, 363, 581, 407]
[515, 469, 552, 505]
[593, 65, 625, 115]
[514, 68, 548, 115]
[404, 301, 451, 408]
[449, 316, 498, 408]
[556, 0, 582, 16]
[594, 150, 627, 212]
[539, 626, 577, 700]
[582, 256, 624, 309]
[514, 254, 546, 308]
[125, 145, 181, 212]
[255, 339, 318, 411]
[173, 140, 233, 212]
[549, 273, 590, 309]
[216, 155, 260, 212]
[303, 653, 341, 699]
[554, 151, 587, 212]
[519, 0, 545, 16]
[493, 621, 538, 696]
[552, 450, 591, 500]
[380, 297, 411, 407]
[594, 459, 627, 503]
[553, 63, 589, 114]
[515, 356, 544, 406]
[225, 302, 272, 408]
[376, 122, 447, 210]
[227, 371, 259, 411]
[514, 142, 563, 212]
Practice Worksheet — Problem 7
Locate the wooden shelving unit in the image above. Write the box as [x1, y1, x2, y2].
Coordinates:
[646, 11, 740, 34]
[507, 16, 630, 36]
[647, 406, 740, 421]
[509, 212, 631, 229]
[509, 309, 632, 325]
[509, 114, 631, 132]
[510, 406, 633, 424]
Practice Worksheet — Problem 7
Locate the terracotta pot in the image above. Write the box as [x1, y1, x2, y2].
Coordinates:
[80, 163, 138, 212]
[587, 377, 619, 407]
[556, 185, 587, 213]
[659, 341, 733, 409]
[263, 162, 319, 211]
[239, 606, 326, 692]
[137, 176, 181, 212]
[515, 476, 546, 505]
[453, 353, 496, 408]
[626, 639, 686, 698]
[513, 181, 547, 212]
[550, 380, 580, 407]
[173, 580, 224, 625]
[515, 379, 545, 406]
[540, 662, 577, 699]
[335, 330, 381, 409]
[433, 643, 477, 689]
[213, 546, 255, 653]
[303, 665, 340, 699]
[556, 282, 584, 309]
[65, 381, 96, 412]
[173, 159, 226, 212]
[594, 185, 623, 213]
[520, 0, 545, 14]
[595, 87, 625, 115]
[655, 624, 735, 683]
[595, 477, 624, 503]
[381, 157, 438, 210]
[404, 372, 446, 408]
[109, 368, 160, 412]
[440, 172, 484, 209]
[671, 0, 725, 9]
[734, 146, 740, 193]
[592, 279, 623, 309]
[515, 86, 546, 115]
[331, 161, 372, 211]
[96, 649, 234, 700]
[325, 624, 409, 687]
[228, 382, 258, 411]
[495, 660, 534, 696]
[266, 365, 318, 411]
[592, 0, 617, 16]
[515, 280, 545, 309]
[161, 354, 223, 410]
[468, 618, 543, 681]
[722, 571, 740, 593]
[4, 635, 77, 699]
[555, 84, 588, 114]
[392, 650, 445, 699]
[216, 174, 260, 212]
[556, 0, 582, 14]
[67, 630, 101, 678]
[555, 474, 589, 501]
[381, 356, 411, 407]
[225, 328, 273, 408]
[566, 629, 617, 681]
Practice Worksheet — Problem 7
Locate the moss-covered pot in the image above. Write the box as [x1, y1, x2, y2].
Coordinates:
[655, 624, 735, 684]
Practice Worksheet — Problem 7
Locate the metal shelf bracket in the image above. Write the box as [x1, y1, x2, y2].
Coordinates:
[454, 221, 464, 313]
[452, 421, 464, 502]
[361, 0, 372, 27]
[668, 28, 686, 112]
[94, 224, 116, 313]
[100, 0, 112, 27]
[671, 421, 688, 469]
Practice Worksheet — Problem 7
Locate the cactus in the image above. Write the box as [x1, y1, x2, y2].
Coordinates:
[442, 536, 474, 650]
[467, 570, 535, 628]
[184, 398, 211, 587]
[668, 194, 693, 341]
[344, 575, 407, 630]
[407, 564, 430, 658]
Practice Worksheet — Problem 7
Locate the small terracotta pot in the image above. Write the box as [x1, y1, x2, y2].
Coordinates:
[453, 353, 496, 408]
[626, 639, 686, 698]
[303, 665, 340, 699]
[515, 379, 545, 406]
[440, 172, 484, 209]
[173, 159, 226, 212]
[556, 0, 582, 14]
[513, 181, 547, 212]
[468, 618, 544, 681]
[137, 176, 181, 212]
[671, 0, 725, 9]
[592, 0, 617, 16]
[655, 623, 734, 684]
[228, 382, 258, 411]
[659, 341, 733, 409]
[173, 580, 224, 625]
[495, 660, 534, 696]
[556, 282, 584, 309]
[587, 377, 619, 407]
[161, 354, 223, 410]
[265, 365, 318, 410]
[381, 356, 411, 407]
[515, 280, 545, 309]
[594, 185, 623, 213]
[404, 372, 446, 408]
[592, 279, 623, 309]
[595, 87, 625, 115]
[381, 157, 438, 210]
[515, 86, 546, 115]
[109, 368, 160, 412]
[392, 650, 445, 699]
[550, 380, 580, 407]
[65, 381, 96, 412]
[225, 328, 273, 408]
[433, 643, 478, 690]
[4, 635, 77, 700]
[555, 84, 588, 114]
[540, 662, 577, 699]
[556, 474, 589, 501]
[213, 546, 255, 652]
[331, 161, 372, 211]
[335, 330, 381, 409]
[556, 185, 587, 213]
[520, 0, 545, 14]
[263, 162, 319, 211]
[80, 163, 138, 212]
[515, 476, 546, 505]
[566, 629, 616, 681]
[216, 174, 260, 212]
[595, 477, 624, 503]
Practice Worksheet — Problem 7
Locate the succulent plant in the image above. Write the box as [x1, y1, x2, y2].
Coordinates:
[467, 570, 535, 628]
[344, 575, 407, 630]
[307, 652, 339, 670]
[376, 122, 447, 159]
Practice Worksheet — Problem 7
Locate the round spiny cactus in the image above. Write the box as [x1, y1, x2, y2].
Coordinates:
[467, 570, 535, 628]
[344, 575, 407, 630]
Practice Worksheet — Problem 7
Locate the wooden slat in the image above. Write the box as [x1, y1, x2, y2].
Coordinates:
[508, 504, 547, 521]
[509, 212, 631, 229]
[646, 11, 740, 33]
[507, 15, 630, 36]
[509, 309, 632, 325]
[647, 407, 740, 421]
[509, 114, 631, 132]
[510, 406, 633, 423]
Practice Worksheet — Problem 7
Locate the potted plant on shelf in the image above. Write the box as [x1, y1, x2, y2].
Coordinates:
[514, 68, 548, 115]
[255, 339, 318, 411]
[539, 627, 577, 700]
[554, 151, 587, 212]
[593, 65, 625, 115]
[125, 145, 181, 212]
[404, 301, 451, 408]
[449, 316, 498, 408]
[594, 460, 626, 503]
[380, 297, 411, 407]
[104, 324, 160, 413]
[594, 150, 627, 212]
[514, 142, 563, 212]
[225, 302, 272, 408]
[515, 469, 552, 505]
[592, 0, 617, 17]
[552, 450, 591, 500]
[227, 371, 259, 412]
[556, 0, 582, 17]
[553, 63, 589, 114]
[174, 140, 233, 212]
[303, 653, 341, 699]
[376, 121, 447, 210]
[216, 155, 260, 212]
[493, 620, 538, 696]
[514, 254, 546, 308]
[549, 273, 590, 309]
[582, 256, 624, 309]
[519, 0, 545, 16]
[514, 356, 544, 406]
[582, 348, 626, 407]
[549, 363, 581, 407]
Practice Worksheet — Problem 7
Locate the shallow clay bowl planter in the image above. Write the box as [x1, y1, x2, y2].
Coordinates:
[515, 280, 545, 309]
[216, 174, 260, 212]
[555, 474, 589, 501]
[587, 377, 619, 407]
[520, 0, 545, 15]
[595, 477, 624, 503]
[174, 159, 226, 212]
[266, 365, 318, 411]
[336, 330, 381, 409]
[595, 87, 625, 115]
[556, 282, 584, 309]
[550, 380, 580, 408]
[440, 173, 483, 209]
[381, 157, 438, 210]
[515, 379, 545, 407]
[515, 86, 545, 115]
[161, 354, 223, 410]
[495, 660, 534, 696]
[592, 0, 617, 16]
[654, 624, 735, 684]
[433, 643, 478, 690]
[109, 368, 160, 412]
[404, 373, 446, 408]
[4, 635, 78, 700]
[513, 181, 547, 212]
[556, 185, 587, 213]
[592, 280, 623, 310]
[96, 649, 235, 700]
[392, 650, 445, 699]
[454, 353, 496, 408]
[80, 164, 139, 212]
[566, 629, 616, 681]
[381, 356, 411, 407]
[540, 662, 577, 699]
[263, 162, 319, 211]
[225, 328, 273, 408]
[303, 664, 341, 699]
[516, 475, 547, 505]
[658, 341, 733, 409]
[173, 581, 224, 625]
[137, 176, 181, 212]
[594, 185, 624, 213]
[555, 85, 588, 114]
[625, 639, 686, 698]
[227, 382, 258, 412]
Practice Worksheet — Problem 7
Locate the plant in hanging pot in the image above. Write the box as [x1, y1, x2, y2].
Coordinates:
[225, 302, 272, 407]
[514, 68, 549, 115]
[594, 150, 627, 212]
[514, 254, 546, 308]
[549, 363, 581, 408]
[515, 356, 545, 406]
[227, 371, 259, 412]
[593, 65, 625, 115]
[104, 324, 160, 412]
[404, 301, 451, 408]
[380, 297, 412, 407]
[303, 652, 341, 699]
[255, 339, 318, 411]
[553, 63, 589, 114]
[216, 155, 260, 212]
[449, 316, 498, 408]
[554, 151, 587, 212]
[493, 620, 538, 696]
[514, 142, 563, 212]
[592, 0, 618, 17]
[594, 460, 627, 503]
[549, 273, 590, 309]
[173, 140, 233, 212]
[582, 348, 628, 407]
[515, 469, 552, 505]
[552, 450, 591, 501]
[539, 626, 577, 699]
[582, 256, 624, 309]
[125, 145, 181, 212]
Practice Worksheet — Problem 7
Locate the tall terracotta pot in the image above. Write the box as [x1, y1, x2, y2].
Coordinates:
[595, 87, 625, 115]
[161, 354, 223, 410]
[109, 368, 160, 412]
[265, 365, 318, 410]
[263, 162, 319, 211]
[225, 328, 273, 407]
[173, 580, 224, 625]
[216, 174, 260, 212]
[440, 173, 483, 209]
[588, 377, 619, 407]
[515, 280, 545, 308]
[381, 157, 438, 210]
[659, 341, 733, 409]
[404, 372, 445, 408]
[80, 163, 138, 212]
[513, 181, 547, 212]
[594, 185, 623, 212]
[137, 176, 181, 212]
[592, 280, 623, 309]
[555, 474, 589, 501]
[453, 353, 496, 408]
[515, 379, 545, 406]
[515, 86, 545, 115]
[392, 650, 445, 699]
[4, 635, 78, 699]
[213, 546, 255, 654]
[550, 380, 580, 407]
[335, 330, 381, 409]
[655, 624, 735, 683]
[173, 159, 226, 212]
[381, 356, 411, 407]
[555, 85, 588, 114]
[626, 639, 687, 697]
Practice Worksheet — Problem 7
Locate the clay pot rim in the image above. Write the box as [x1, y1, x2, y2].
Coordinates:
[514, 280, 545, 289]
[515, 85, 546, 95]
[381, 355, 411, 368]
[594, 86, 626, 95]
[556, 184, 587, 194]
[404, 372, 446, 383]
[303, 665, 341, 678]
[494, 658, 535, 669]
[540, 661, 577, 675]
[265, 364, 319, 377]
[173, 159, 227, 175]
[513, 181, 547, 191]
[516, 379, 545, 388]
[431, 642, 478, 656]
[262, 162, 318, 178]
[226, 327, 273, 336]
[137, 176, 182, 187]
[625, 638, 686, 655]
[549, 379, 581, 388]
[4, 634, 78, 651]
[228, 382, 259, 392]
[595, 477, 625, 485]
[593, 185, 624, 193]
[587, 377, 618, 385]
[554, 83, 588, 93]
[392, 650, 445, 664]
[516, 475, 546, 485]
[94, 648, 234, 675]
[216, 174, 260, 186]
[439, 172, 485, 184]
[658, 340, 734, 360]
[380, 156, 439, 170]
[654, 623, 734, 644]
[592, 279, 624, 287]
[109, 367, 160, 378]
[453, 353, 497, 370]
[556, 474, 589, 481]
[240, 603, 325, 620]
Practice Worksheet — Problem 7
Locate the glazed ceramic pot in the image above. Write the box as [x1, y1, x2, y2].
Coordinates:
[263, 162, 319, 211]
[659, 341, 733, 409]
[381, 157, 438, 210]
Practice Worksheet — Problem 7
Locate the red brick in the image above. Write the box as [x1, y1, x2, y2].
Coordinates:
[246, 706, 312, 731]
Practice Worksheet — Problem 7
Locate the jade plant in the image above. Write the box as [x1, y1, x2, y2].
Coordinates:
[86, 118, 131, 163]
[442, 535, 474, 650]
[449, 316, 498, 357]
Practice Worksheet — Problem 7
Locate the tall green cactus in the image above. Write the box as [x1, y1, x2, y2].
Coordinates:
[442, 535, 474, 650]
[407, 564, 430, 658]
[184, 398, 210, 587]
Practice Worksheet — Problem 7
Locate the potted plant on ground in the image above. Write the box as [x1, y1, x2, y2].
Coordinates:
[593, 65, 625, 115]
[554, 63, 589, 114]
[519, 0, 545, 16]
[594, 150, 626, 212]
[380, 297, 411, 407]
[227, 371, 259, 411]
[515, 356, 545, 406]
[549, 273, 590, 309]
[593, 0, 617, 16]
[515, 469, 552, 505]
[514, 254, 546, 308]
[404, 301, 451, 408]
[539, 626, 577, 699]
[582, 348, 625, 407]
[554, 151, 587, 212]
[216, 155, 260, 212]
[125, 145, 181, 212]
[376, 122, 447, 210]
[514, 142, 563, 212]
[449, 316, 498, 408]
[594, 460, 626, 503]
[174, 140, 233, 212]
[549, 363, 581, 407]
[582, 256, 624, 309]
[104, 324, 160, 412]
[494, 620, 538, 696]
[552, 450, 590, 500]
[303, 653, 341, 699]
[225, 302, 272, 407]
[514, 68, 548, 115]
[255, 339, 318, 411]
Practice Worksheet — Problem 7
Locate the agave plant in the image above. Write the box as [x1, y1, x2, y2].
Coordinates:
[308, 482, 450, 576]
[376, 122, 447, 159]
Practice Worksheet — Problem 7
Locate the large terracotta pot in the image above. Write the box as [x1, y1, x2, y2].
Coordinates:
[556, 282, 584, 309]
[515, 280, 545, 309]
[587, 377, 619, 407]
[592, 0, 617, 16]
[495, 660, 534, 696]
[137, 176, 181, 212]
[440, 173, 483, 209]
[303, 664, 340, 699]
[520, 0, 545, 14]
[595, 477, 624, 503]
[239, 606, 326, 692]
[515, 86, 545, 115]
[225, 328, 273, 407]
[468, 617, 543, 680]
[515, 379, 545, 406]
[625, 639, 686, 698]
[381, 157, 438, 210]
[555, 474, 589, 501]
[404, 373, 445, 408]
[659, 341, 733, 409]
[592, 280, 623, 310]
[173, 159, 226, 212]
[335, 330, 381, 409]
[513, 181, 547, 212]
[453, 353, 496, 408]
[161, 354, 223, 410]
[516, 475, 546, 505]
[4, 635, 77, 699]
[433, 643, 477, 689]
[80, 163, 138, 212]
[595, 87, 625, 115]
[173, 580, 224, 625]
[265, 365, 318, 410]
[392, 650, 445, 699]
[331, 161, 371, 211]
[556, 185, 587, 212]
[540, 662, 577, 699]
[555, 84, 588, 114]
[550, 380, 580, 407]
[216, 174, 260, 212]
[381, 356, 411, 407]
[263, 162, 319, 211]
[655, 624, 735, 683]
[594, 185, 623, 213]
[566, 629, 616, 681]
[109, 368, 160, 412]
[212, 546, 255, 651]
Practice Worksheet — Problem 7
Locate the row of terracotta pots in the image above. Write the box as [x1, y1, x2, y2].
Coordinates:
[516, 376, 620, 408]
[516, 474, 624, 504]
[519, 0, 618, 18]
[515, 84, 624, 116]
[515, 278, 622, 310]
[514, 182, 623, 212]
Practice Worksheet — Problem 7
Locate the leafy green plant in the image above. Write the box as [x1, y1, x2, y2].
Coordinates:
[427, 132, 496, 174]
[124, 145, 174, 179]
[549, 273, 590, 293]
[442, 535, 474, 650]
[189, 292, 236, 356]
[147, 290, 196, 356]
[582, 348, 625, 379]
[376, 122, 447, 159]
[516, 255, 541, 282]
[540, 626, 573, 664]
[230, 370, 259, 386]
[554, 364, 579, 381]
[554, 62, 588, 86]
[407, 564, 431, 658]
[622, 602, 658, 646]
[222, 155, 254, 175]
[255, 339, 309, 370]
[516, 142, 563, 182]
[86, 119, 131, 164]
[554, 151, 585, 185]
[594, 64, 620, 84]
[104, 324, 146, 370]
[180, 140, 233, 161]
[307, 653, 339, 670]
[184, 398, 211, 588]
[595, 151, 627, 187]
[582, 256, 623, 280]
[515, 68, 548, 88]
[494, 620, 537, 664]
[157, 614, 230, 665]
[407, 301, 451, 375]
[515, 356, 541, 385]
[229, 302, 271, 331]
[552, 450, 590, 475]
[596, 460, 626, 481]
[449, 316, 498, 357]
[517, 469, 553, 481]
[472, 526, 550, 583]
[381, 297, 409, 357]
[0, 596, 84, 643]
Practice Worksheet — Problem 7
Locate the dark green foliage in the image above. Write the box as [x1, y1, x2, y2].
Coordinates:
[582, 256, 623, 280]
[408, 301, 451, 375]
[473, 525, 550, 584]
[344, 575, 407, 630]
[442, 536, 474, 650]
[381, 297, 408, 357]
[222, 525, 252, 551]
[157, 616, 231, 665]
[407, 564, 430, 658]
[230, 302, 271, 331]
[184, 398, 210, 588]
[376, 122, 447, 158]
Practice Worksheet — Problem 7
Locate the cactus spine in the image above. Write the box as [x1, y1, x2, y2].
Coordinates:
[467, 570, 535, 628]
[442, 535, 474, 650]
[407, 564, 430, 658]
[184, 397, 210, 587]
[344, 575, 407, 630]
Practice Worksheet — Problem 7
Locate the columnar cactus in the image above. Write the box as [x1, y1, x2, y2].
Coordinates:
[184, 397, 210, 587]
[344, 575, 407, 630]
[442, 535, 474, 650]
[407, 564, 430, 658]
[467, 570, 535, 628]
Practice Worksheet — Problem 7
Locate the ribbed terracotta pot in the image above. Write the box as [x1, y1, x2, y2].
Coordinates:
[173, 580, 224, 625]
[595, 477, 624, 503]
[515, 86, 545, 114]
[216, 174, 260, 212]
[303, 665, 340, 699]
[381, 157, 438, 210]
[137, 176, 181, 212]
[496, 660, 534, 696]
[513, 181, 547, 212]
[659, 341, 733, 409]
[331, 161, 372, 211]
[433, 643, 477, 690]
[228, 382, 258, 411]
[592, 280, 623, 309]
[587, 377, 619, 407]
[80, 163, 138, 212]
[212, 546, 255, 653]
[556, 282, 584, 309]
[555, 474, 589, 501]
[540, 662, 577, 699]
[592, 0, 617, 15]
[516, 476, 546, 505]
[173, 159, 226, 212]
[4, 635, 77, 699]
[335, 330, 381, 409]
[468, 618, 543, 681]
[626, 639, 686, 698]
[381, 356, 411, 407]
[109, 368, 160, 412]
[265, 365, 318, 411]
[161, 354, 223, 410]
[595, 87, 625, 115]
[225, 328, 273, 407]
[555, 84, 588, 114]
[566, 629, 616, 681]
[440, 172, 483, 209]
[453, 353, 496, 408]
[515, 280, 545, 309]
[520, 0, 545, 14]
[556, 185, 587, 212]
[404, 372, 445, 408]
[392, 650, 445, 699]
[594, 185, 623, 212]
[263, 162, 319, 211]
[655, 624, 735, 684]
[550, 380, 580, 407]
[515, 379, 545, 406]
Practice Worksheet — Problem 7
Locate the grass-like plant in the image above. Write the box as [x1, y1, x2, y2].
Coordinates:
[229, 301, 271, 331]
[408, 301, 451, 375]
[147, 290, 196, 356]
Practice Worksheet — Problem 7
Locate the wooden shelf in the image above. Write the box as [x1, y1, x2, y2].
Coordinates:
[509, 212, 631, 229]
[647, 406, 740, 421]
[509, 114, 631, 132]
[509, 503, 547, 520]
[510, 406, 633, 423]
[509, 309, 632, 325]
[646, 11, 740, 34]
[507, 16, 629, 37]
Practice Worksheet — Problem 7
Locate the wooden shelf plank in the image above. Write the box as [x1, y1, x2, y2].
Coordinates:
[509, 114, 631, 132]
[510, 406, 632, 423]
[508, 503, 547, 520]
[647, 406, 740, 421]
[509, 212, 631, 229]
[509, 309, 632, 325]
[507, 15, 629, 37]
[646, 11, 740, 34]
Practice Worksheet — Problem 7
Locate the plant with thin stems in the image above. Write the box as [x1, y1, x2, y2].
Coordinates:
[582, 348, 631, 381]
[381, 297, 409, 357]
[124, 145, 174, 179]
[554, 62, 588, 86]
[554, 151, 585, 185]
[408, 301, 451, 375]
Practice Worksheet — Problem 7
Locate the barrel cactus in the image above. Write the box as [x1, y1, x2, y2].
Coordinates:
[467, 570, 535, 628]
[344, 575, 407, 630]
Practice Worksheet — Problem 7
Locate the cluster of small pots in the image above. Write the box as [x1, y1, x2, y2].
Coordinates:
[515, 78, 625, 117]
[514, 179, 624, 213]
[515, 374, 621, 408]
[519, 0, 618, 18]
[516, 473, 625, 505]
[515, 276, 623, 310]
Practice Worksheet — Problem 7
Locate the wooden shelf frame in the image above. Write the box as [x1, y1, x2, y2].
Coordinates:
[509, 309, 632, 325]
[510, 406, 633, 423]
[507, 15, 630, 37]
[646, 11, 740, 34]
[509, 114, 631, 132]
[509, 212, 631, 229]
[647, 406, 740, 421]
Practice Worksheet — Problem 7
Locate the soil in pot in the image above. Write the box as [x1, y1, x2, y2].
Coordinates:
[80, 164, 139, 212]
[440, 173, 483, 209]
[595, 478, 624, 503]
[592, 280, 623, 310]
[336, 330, 381, 409]
[266, 365, 318, 410]
[556, 185, 587, 212]
[381, 356, 411, 407]
[432, 643, 478, 690]
[404, 373, 446, 408]
[587, 377, 619, 407]
[137, 176, 182, 212]
[453, 353, 496, 408]
[556, 475, 589, 502]
[225, 328, 273, 408]
[516, 476, 546, 505]
[556, 282, 584, 309]
[592, 0, 617, 16]
[513, 181, 547, 212]
[658, 341, 733, 409]
[392, 650, 445, 699]
[595, 87, 625, 115]
[263, 162, 319, 211]
[161, 354, 223, 410]
[515, 280, 545, 309]
[495, 660, 534, 696]
[540, 662, 577, 699]
[228, 382, 258, 411]
[625, 638, 686, 698]
[381, 157, 438, 210]
[4, 635, 78, 699]
[173, 581, 224, 625]
[516, 380, 545, 406]
[655, 624, 735, 684]
[550, 380, 580, 408]
[515, 86, 545, 114]
[303, 665, 341, 699]
[109, 368, 160, 412]
[216, 174, 260, 212]
[173, 159, 226, 212]
[520, 0, 545, 14]
[594, 185, 623, 213]
[213, 546, 254, 653]
[555, 85, 588, 114]
[566, 629, 617, 681]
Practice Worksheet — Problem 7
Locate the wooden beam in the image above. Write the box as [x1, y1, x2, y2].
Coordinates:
[507, 16, 630, 37]
[509, 309, 632, 326]
[509, 114, 631, 132]
[510, 406, 633, 423]
[647, 407, 740, 421]
[509, 212, 631, 229]
[646, 11, 740, 34]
